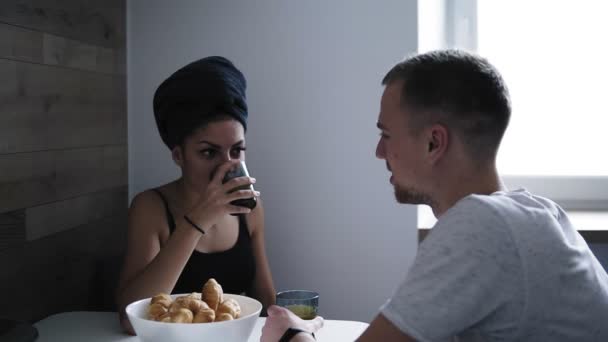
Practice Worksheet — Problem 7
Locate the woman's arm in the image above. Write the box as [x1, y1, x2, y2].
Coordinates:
[116, 191, 203, 333]
[117, 164, 258, 333]
[247, 198, 276, 309]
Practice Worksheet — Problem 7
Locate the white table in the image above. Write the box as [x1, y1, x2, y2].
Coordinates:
[34, 311, 369, 341]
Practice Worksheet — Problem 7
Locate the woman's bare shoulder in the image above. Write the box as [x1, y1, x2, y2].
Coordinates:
[130, 181, 176, 211]
[128, 188, 168, 234]
[130, 189, 162, 211]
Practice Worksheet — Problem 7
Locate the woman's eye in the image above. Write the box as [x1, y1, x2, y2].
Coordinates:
[200, 149, 216, 158]
[230, 147, 246, 158]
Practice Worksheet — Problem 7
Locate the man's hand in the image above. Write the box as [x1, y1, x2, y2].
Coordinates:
[261, 305, 324, 342]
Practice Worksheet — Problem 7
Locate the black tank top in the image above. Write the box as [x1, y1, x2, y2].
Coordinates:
[153, 189, 256, 295]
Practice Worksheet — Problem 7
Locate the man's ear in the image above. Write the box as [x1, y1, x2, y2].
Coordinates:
[426, 124, 448, 164]
[171, 146, 184, 167]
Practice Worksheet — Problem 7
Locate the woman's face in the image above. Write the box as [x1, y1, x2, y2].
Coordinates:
[172, 118, 246, 190]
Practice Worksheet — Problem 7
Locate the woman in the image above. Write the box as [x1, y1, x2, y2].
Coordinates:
[116, 56, 275, 334]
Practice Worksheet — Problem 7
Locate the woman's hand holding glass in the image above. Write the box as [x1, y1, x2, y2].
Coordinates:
[185, 160, 259, 233]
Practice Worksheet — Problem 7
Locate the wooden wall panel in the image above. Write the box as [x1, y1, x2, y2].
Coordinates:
[0, 0, 127, 323]
[0, 209, 25, 251]
[0, 0, 126, 49]
[26, 186, 127, 240]
[0, 151, 55, 211]
[0, 59, 126, 154]
[0, 213, 127, 321]
[43, 33, 125, 74]
[0, 23, 41, 63]
[0, 23, 125, 74]
[0, 146, 127, 212]
[100, 145, 129, 188]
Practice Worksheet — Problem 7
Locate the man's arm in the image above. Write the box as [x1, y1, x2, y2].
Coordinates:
[357, 314, 416, 341]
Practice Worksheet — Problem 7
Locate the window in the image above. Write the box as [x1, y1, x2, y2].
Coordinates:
[418, 0, 608, 213]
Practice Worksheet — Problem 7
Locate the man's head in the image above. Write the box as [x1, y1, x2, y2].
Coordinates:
[376, 50, 511, 205]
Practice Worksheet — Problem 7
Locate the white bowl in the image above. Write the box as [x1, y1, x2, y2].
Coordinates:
[126, 293, 262, 342]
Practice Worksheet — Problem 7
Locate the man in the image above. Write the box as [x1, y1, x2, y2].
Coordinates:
[261, 50, 608, 341]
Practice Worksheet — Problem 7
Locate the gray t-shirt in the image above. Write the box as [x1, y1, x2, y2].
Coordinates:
[381, 189, 608, 341]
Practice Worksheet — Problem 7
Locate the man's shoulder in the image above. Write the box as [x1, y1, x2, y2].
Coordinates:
[440, 189, 559, 225]
[429, 191, 536, 246]
[435, 193, 507, 228]
[431, 189, 570, 250]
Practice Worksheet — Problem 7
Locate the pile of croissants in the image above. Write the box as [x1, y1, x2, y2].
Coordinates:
[147, 278, 241, 323]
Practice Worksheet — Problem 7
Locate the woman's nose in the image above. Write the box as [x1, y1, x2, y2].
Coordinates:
[220, 151, 232, 163]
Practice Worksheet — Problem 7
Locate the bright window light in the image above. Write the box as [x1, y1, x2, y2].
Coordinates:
[478, 1, 608, 176]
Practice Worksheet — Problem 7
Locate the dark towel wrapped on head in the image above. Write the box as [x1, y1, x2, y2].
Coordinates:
[153, 56, 248, 149]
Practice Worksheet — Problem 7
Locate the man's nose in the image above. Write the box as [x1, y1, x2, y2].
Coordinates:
[375, 140, 385, 159]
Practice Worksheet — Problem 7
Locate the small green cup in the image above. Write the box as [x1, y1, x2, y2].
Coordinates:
[276, 290, 319, 320]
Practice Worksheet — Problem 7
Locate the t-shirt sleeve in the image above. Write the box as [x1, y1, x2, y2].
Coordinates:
[380, 197, 522, 341]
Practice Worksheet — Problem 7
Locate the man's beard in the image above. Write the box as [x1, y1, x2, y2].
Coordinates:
[394, 184, 432, 205]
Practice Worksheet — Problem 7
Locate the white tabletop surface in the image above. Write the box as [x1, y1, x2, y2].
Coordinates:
[34, 311, 369, 341]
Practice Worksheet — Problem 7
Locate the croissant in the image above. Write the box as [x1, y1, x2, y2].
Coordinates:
[169, 308, 194, 323]
[148, 303, 168, 320]
[215, 313, 234, 322]
[192, 306, 216, 323]
[151, 293, 172, 308]
[145, 279, 242, 324]
[202, 278, 223, 311]
[186, 292, 202, 301]
[217, 298, 241, 319]
[168, 302, 183, 314]
[157, 312, 172, 322]
[173, 296, 206, 314]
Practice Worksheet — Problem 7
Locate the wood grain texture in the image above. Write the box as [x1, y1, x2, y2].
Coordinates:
[0, 0, 127, 323]
[26, 186, 127, 240]
[0, 209, 25, 251]
[0, 22, 125, 74]
[44, 32, 125, 74]
[0, 213, 127, 321]
[0, 22, 42, 62]
[0, 145, 127, 213]
[0, 59, 126, 154]
[0, 0, 126, 49]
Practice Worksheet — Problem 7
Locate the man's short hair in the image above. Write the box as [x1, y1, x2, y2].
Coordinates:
[382, 50, 511, 161]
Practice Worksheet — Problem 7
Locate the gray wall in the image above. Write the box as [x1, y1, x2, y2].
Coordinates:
[128, 0, 418, 322]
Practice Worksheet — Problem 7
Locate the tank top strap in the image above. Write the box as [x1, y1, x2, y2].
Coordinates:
[153, 189, 177, 233]
[237, 215, 252, 241]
